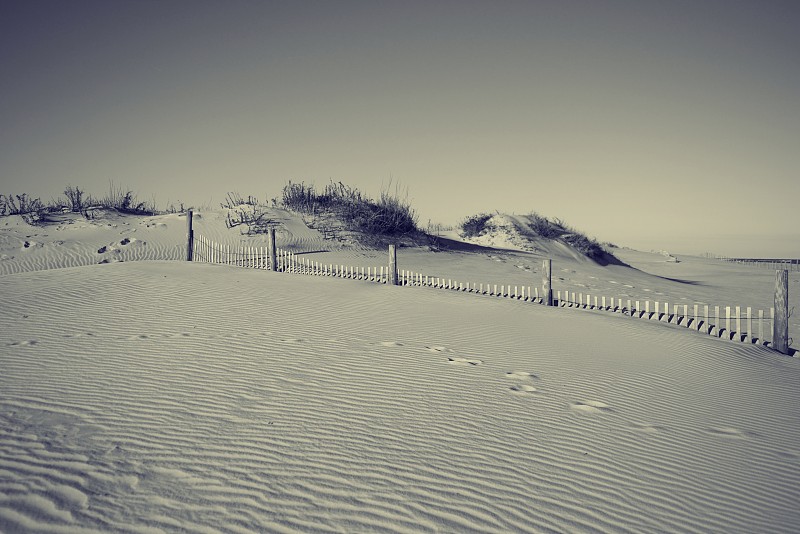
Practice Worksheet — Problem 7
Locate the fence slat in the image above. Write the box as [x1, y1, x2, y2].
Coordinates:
[735, 306, 742, 341]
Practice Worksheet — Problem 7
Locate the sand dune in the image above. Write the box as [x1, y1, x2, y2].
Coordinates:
[1, 209, 799, 532]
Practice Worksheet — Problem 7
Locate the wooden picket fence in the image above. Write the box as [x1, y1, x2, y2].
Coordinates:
[192, 234, 549, 298]
[193, 234, 392, 282]
[190, 231, 791, 354]
[718, 257, 800, 272]
[554, 291, 776, 347]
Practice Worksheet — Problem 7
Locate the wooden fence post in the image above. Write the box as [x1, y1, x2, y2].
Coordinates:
[773, 270, 789, 354]
[186, 209, 194, 261]
[389, 244, 398, 286]
[543, 259, 553, 306]
[268, 226, 278, 271]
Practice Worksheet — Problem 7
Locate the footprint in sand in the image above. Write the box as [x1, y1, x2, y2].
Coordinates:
[505, 371, 538, 380]
[773, 450, 799, 461]
[447, 357, 482, 366]
[9, 339, 38, 347]
[706, 426, 748, 439]
[571, 400, 612, 414]
[426, 345, 454, 354]
[509, 384, 537, 395]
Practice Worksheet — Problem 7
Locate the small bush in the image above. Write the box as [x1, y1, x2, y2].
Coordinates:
[64, 185, 91, 212]
[459, 213, 493, 238]
[98, 182, 156, 215]
[225, 206, 276, 235]
[0, 194, 44, 217]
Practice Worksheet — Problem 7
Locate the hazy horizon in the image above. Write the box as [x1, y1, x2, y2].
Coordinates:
[2, 1, 798, 257]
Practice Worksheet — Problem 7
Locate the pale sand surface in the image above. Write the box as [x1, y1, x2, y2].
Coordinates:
[1, 209, 799, 532]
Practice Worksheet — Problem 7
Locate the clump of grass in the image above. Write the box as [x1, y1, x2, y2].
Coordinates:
[60, 183, 156, 215]
[220, 192, 259, 209]
[280, 180, 418, 236]
[526, 212, 566, 239]
[459, 213, 494, 238]
[97, 182, 156, 215]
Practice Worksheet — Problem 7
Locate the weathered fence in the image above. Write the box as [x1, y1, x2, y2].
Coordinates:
[719, 256, 800, 272]
[193, 233, 393, 282]
[190, 229, 794, 356]
[554, 291, 779, 348]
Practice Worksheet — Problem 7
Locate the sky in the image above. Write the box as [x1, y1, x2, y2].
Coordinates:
[1, 0, 798, 257]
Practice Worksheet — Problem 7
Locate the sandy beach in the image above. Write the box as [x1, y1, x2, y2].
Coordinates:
[2, 208, 798, 533]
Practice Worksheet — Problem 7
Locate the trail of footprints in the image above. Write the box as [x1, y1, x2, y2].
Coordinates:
[379, 341, 756, 442]
[8, 332, 754, 441]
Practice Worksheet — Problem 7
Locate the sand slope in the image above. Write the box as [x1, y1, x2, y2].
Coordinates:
[3, 208, 799, 342]
[2, 261, 799, 533]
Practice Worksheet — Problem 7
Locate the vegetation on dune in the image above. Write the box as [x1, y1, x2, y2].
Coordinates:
[1, 183, 159, 223]
[526, 212, 566, 239]
[280, 180, 418, 236]
[458, 210, 615, 263]
[220, 192, 275, 235]
[0, 194, 44, 220]
[2, 181, 615, 263]
[459, 213, 494, 238]
[65, 183, 158, 215]
[525, 212, 611, 262]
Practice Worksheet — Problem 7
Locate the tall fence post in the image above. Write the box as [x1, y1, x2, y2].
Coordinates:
[186, 209, 194, 261]
[389, 244, 398, 286]
[268, 226, 278, 272]
[542, 259, 553, 306]
[773, 269, 789, 354]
